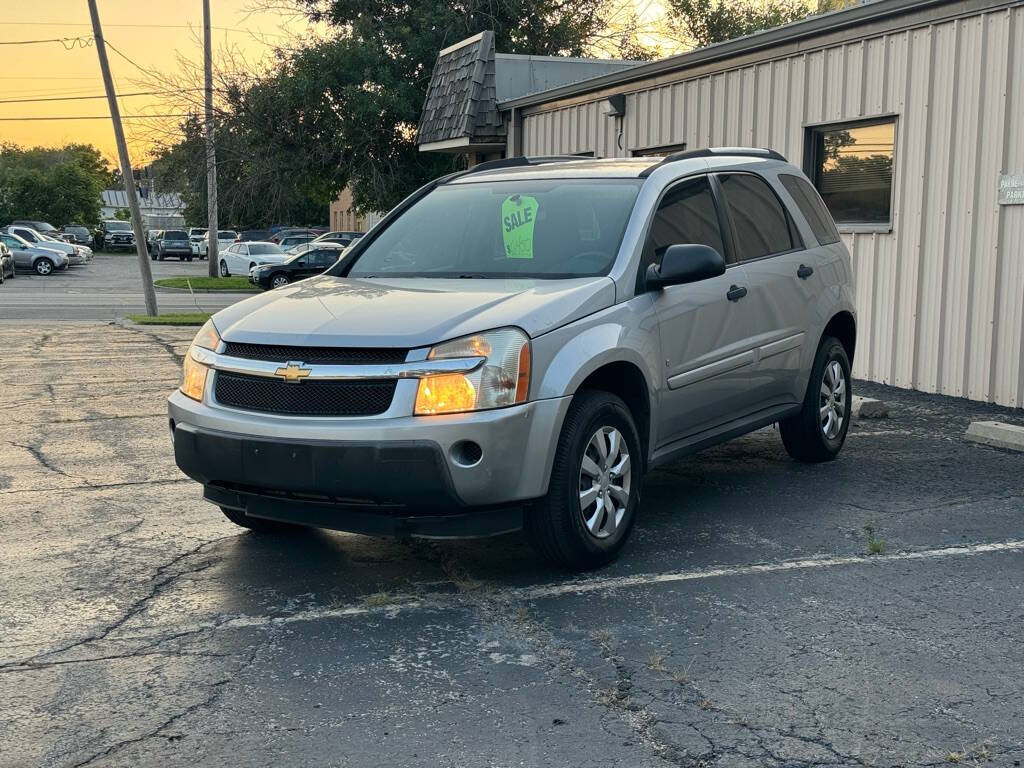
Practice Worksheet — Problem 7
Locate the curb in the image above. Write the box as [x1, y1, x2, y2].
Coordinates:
[153, 283, 258, 294]
[966, 421, 1024, 452]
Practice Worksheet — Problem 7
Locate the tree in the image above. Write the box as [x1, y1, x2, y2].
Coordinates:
[0, 143, 111, 226]
[150, 0, 646, 220]
[667, 0, 850, 49]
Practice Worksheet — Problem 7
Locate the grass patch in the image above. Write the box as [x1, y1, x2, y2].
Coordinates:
[128, 312, 211, 326]
[154, 276, 256, 291]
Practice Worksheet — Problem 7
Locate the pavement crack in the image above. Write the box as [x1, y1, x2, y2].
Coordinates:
[120, 324, 185, 365]
[8, 439, 89, 485]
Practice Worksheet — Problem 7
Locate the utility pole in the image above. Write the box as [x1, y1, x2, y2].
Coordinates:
[87, 0, 158, 316]
[204, 0, 219, 278]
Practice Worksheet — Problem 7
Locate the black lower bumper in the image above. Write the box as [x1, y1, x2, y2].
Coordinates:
[173, 422, 523, 538]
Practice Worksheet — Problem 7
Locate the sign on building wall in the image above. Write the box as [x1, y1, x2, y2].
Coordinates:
[998, 174, 1024, 205]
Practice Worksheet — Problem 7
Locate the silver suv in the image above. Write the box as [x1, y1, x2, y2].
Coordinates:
[169, 149, 856, 569]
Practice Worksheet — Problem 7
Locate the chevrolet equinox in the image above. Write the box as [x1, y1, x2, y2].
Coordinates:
[169, 149, 856, 570]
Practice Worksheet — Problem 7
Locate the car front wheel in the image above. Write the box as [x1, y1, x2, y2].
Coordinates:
[35, 258, 54, 276]
[524, 390, 641, 570]
[219, 260, 229, 277]
[270, 273, 289, 289]
[779, 335, 851, 462]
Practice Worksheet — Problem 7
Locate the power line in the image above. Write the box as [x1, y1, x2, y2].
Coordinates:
[0, 89, 205, 104]
[0, 114, 193, 121]
[0, 36, 93, 48]
[2, 21, 292, 38]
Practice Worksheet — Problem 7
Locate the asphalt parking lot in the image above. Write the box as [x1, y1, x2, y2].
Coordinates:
[2, 315, 1023, 767]
[0, 252, 245, 321]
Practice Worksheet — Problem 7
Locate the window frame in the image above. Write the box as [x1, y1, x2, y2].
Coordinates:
[802, 114, 898, 234]
[711, 171, 805, 265]
[637, 172, 735, 293]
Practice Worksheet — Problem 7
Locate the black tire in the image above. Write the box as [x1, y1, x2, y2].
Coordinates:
[779, 336, 851, 463]
[524, 390, 642, 570]
[158, 254, 165, 261]
[220, 506, 304, 534]
[35, 258, 54, 276]
[269, 272, 289, 289]
[219, 259, 229, 277]
[186, 256, 193, 262]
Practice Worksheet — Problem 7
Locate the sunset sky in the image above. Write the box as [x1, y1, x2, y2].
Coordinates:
[1, 0, 318, 164]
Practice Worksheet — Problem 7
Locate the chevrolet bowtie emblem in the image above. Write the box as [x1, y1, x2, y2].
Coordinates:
[275, 361, 311, 383]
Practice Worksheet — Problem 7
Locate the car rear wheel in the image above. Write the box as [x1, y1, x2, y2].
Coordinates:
[524, 390, 641, 570]
[270, 273, 289, 288]
[35, 258, 54, 276]
[219, 259, 229, 277]
[220, 506, 305, 534]
[779, 335, 851, 463]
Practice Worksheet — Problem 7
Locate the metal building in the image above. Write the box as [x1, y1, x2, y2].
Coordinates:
[418, 0, 1024, 407]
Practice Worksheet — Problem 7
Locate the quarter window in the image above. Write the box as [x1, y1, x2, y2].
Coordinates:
[645, 175, 725, 269]
[717, 173, 798, 261]
[779, 173, 841, 245]
[805, 118, 895, 226]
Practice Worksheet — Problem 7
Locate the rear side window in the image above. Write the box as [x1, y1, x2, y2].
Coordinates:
[779, 173, 841, 245]
[717, 173, 799, 261]
[646, 175, 725, 268]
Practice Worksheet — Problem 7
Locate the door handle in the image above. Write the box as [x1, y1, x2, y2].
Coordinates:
[727, 284, 748, 302]
[797, 263, 814, 279]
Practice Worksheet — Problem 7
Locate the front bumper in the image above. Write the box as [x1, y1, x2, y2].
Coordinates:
[168, 389, 571, 536]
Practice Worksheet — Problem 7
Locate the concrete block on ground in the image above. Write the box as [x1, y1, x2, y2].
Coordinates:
[852, 396, 889, 419]
[965, 421, 1024, 452]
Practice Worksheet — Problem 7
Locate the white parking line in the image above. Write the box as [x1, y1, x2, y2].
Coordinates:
[209, 538, 1024, 631]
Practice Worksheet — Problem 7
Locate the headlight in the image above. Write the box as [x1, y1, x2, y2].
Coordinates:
[180, 319, 221, 401]
[414, 328, 530, 416]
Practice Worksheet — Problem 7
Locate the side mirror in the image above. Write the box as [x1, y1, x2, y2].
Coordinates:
[645, 244, 726, 290]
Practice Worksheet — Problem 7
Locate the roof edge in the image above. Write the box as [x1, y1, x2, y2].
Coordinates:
[497, 0, 985, 109]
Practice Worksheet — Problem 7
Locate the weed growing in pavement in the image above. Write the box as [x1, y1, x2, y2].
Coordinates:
[646, 652, 667, 672]
[865, 522, 887, 555]
[362, 591, 398, 607]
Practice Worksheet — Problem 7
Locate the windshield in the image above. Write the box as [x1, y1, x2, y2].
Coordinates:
[248, 243, 282, 255]
[164, 230, 187, 240]
[66, 227, 88, 236]
[218, 231, 237, 239]
[106, 221, 131, 231]
[346, 179, 642, 278]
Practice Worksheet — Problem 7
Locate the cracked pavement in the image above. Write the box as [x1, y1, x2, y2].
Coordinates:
[1, 321, 1023, 767]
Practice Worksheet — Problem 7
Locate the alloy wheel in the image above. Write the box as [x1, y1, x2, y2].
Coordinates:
[271, 275, 289, 288]
[820, 360, 846, 439]
[578, 426, 631, 539]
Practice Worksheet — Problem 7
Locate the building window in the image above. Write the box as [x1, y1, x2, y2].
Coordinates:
[805, 117, 895, 228]
[630, 142, 687, 158]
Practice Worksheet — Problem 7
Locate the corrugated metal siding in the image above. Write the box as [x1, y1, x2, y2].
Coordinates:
[519, 4, 1024, 407]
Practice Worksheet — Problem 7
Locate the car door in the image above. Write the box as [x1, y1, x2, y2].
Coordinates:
[647, 174, 763, 445]
[2, 236, 29, 270]
[714, 171, 824, 407]
[225, 244, 246, 273]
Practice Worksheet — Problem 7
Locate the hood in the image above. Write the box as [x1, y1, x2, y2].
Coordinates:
[214, 274, 615, 348]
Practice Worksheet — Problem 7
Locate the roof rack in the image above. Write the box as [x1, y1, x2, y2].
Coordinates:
[639, 147, 786, 177]
[451, 155, 591, 180]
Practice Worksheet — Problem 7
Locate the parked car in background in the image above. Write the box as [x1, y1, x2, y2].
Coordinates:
[95, 220, 135, 252]
[153, 229, 193, 261]
[188, 227, 208, 256]
[249, 243, 347, 290]
[0, 232, 70, 275]
[235, 229, 272, 243]
[218, 241, 287, 277]
[313, 230, 363, 247]
[146, 230, 162, 252]
[0, 242, 14, 284]
[198, 230, 238, 259]
[11, 220, 58, 235]
[5, 225, 89, 264]
[277, 233, 316, 251]
[268, 228, 320, 244]
[60, 225, 92, 245]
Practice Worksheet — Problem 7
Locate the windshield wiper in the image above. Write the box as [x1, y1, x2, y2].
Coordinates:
[455, 273, 493, 279]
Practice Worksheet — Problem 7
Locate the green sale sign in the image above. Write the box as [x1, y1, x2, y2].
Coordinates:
[501, 194, 539, 259]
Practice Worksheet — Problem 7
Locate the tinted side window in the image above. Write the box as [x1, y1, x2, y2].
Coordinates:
[646, 176, 725, 268]
[780, 173, 841, 245]
[718, 173, 797, 261]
